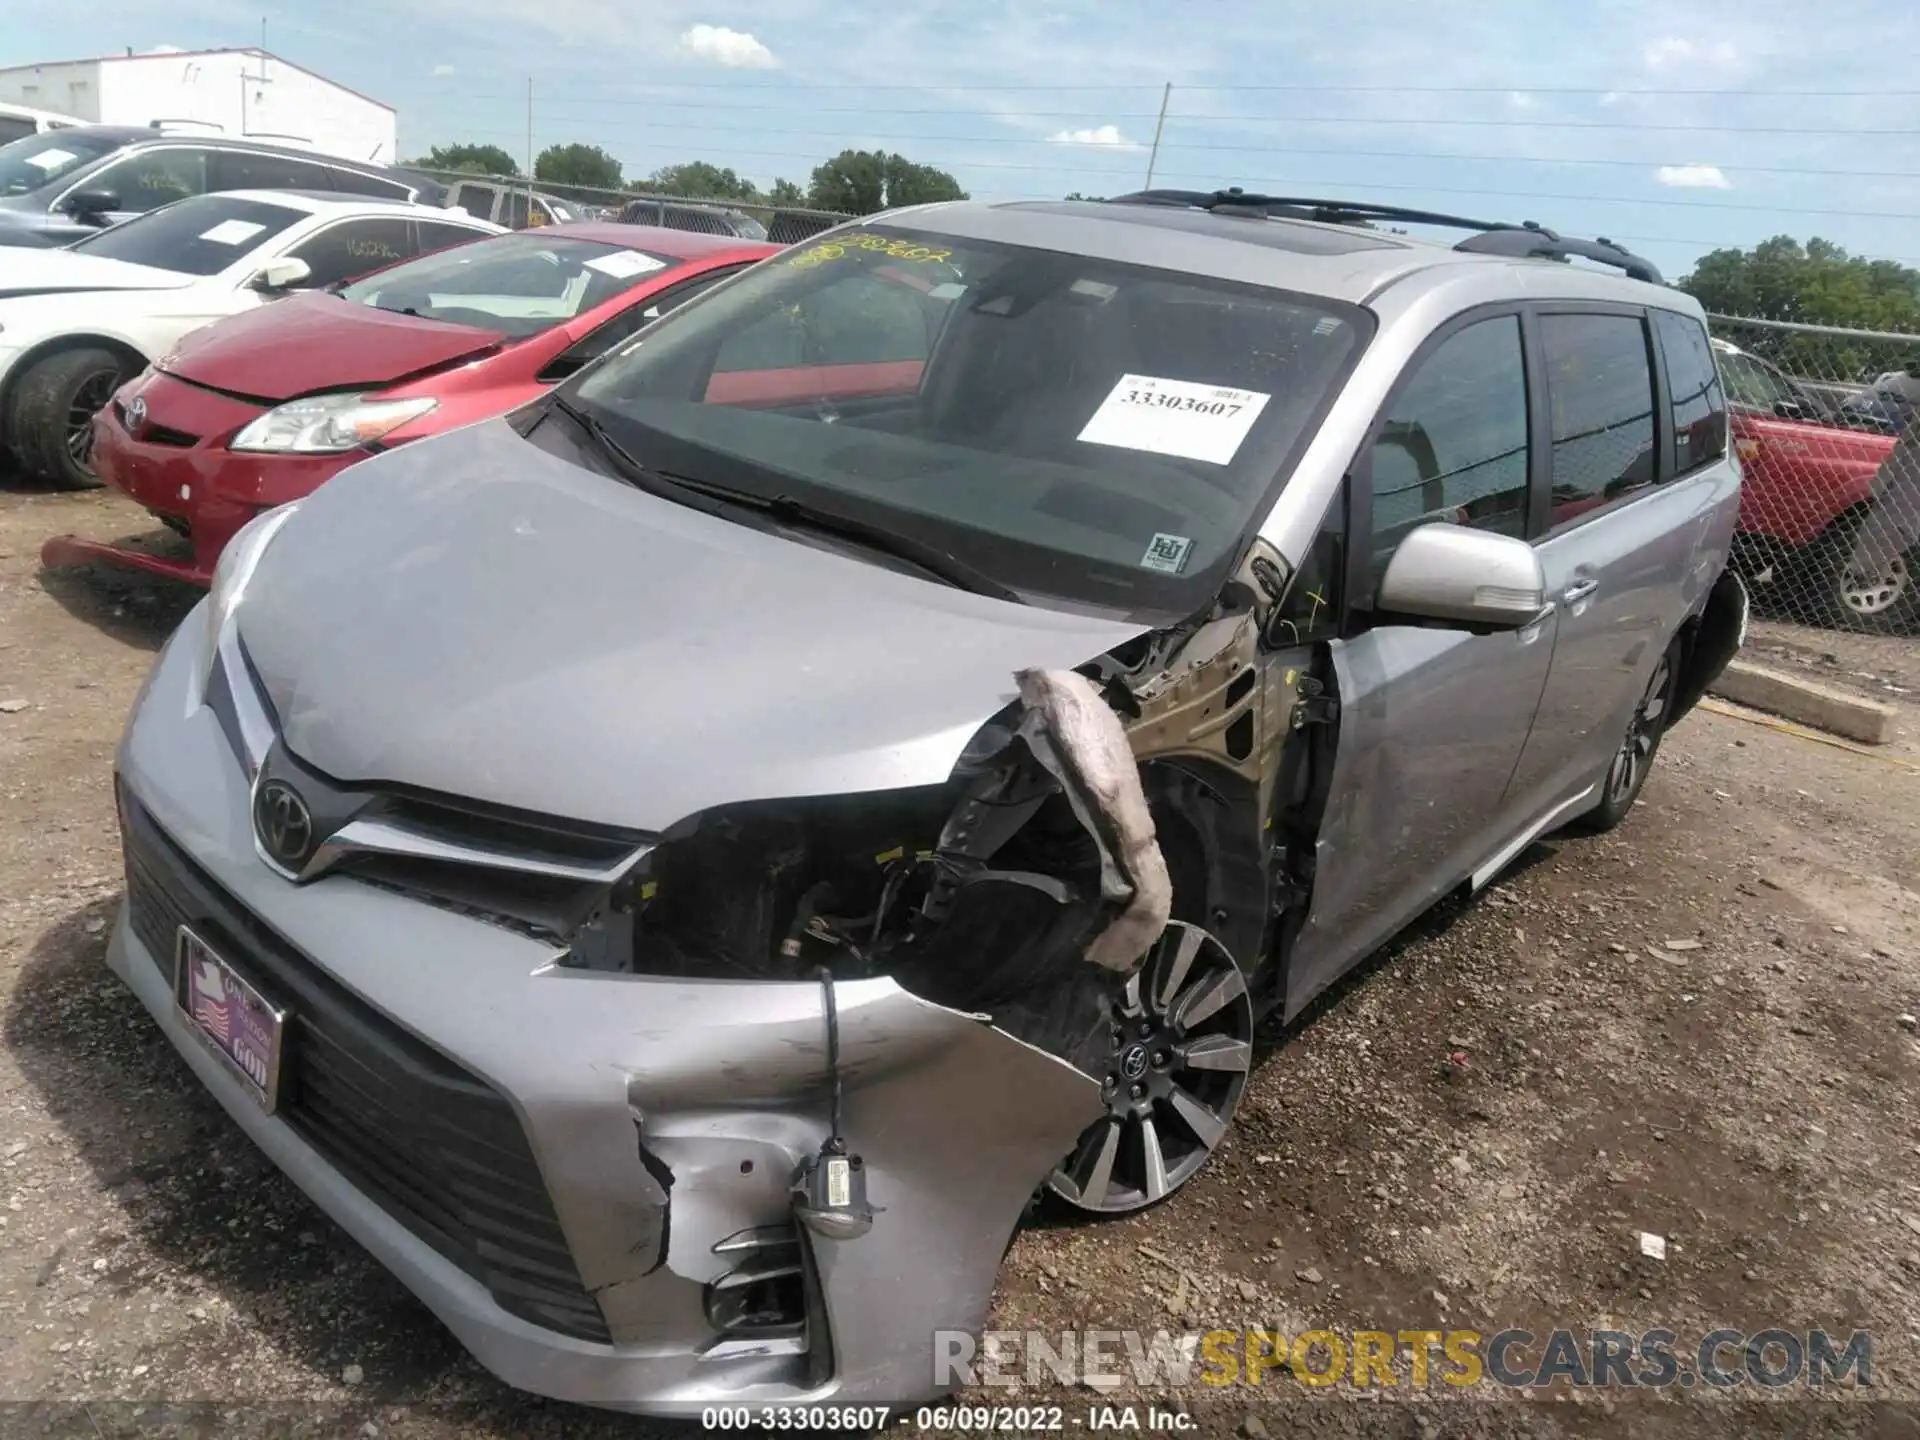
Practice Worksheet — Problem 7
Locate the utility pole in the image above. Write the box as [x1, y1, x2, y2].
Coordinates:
[1144, 83, 1171, 189]
[525, 77, 534, 210]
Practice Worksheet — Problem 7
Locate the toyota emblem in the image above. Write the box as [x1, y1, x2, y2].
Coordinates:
[254, 780, 315, 869]
[124, 396, 147, 433]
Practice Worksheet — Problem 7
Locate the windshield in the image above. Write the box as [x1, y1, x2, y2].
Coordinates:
[0, 130, 121, 196]
[338, 232, 682, 338]
[568, 224, 1367, 616]
[65, 195, 307, 275]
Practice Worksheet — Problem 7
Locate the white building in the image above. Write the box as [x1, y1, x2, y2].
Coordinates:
[0, 49, 397, 165]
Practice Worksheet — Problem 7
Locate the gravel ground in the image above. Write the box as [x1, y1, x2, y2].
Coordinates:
[2, 485, 1919, 1439]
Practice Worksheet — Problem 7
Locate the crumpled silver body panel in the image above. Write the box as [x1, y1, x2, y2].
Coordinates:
[111, 614, 1105, 1411]
[236, 418, 1149, 831]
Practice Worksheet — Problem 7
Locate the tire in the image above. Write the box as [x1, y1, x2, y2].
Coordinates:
[1813, 511, 1919, 635]
[6, 347, 130, 491]
[1574, 635, 1681, 835]
[1046, 922, 1253, 1216]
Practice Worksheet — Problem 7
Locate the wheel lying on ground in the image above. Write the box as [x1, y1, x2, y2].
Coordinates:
[5, 346, 129, 490]
[1574, 635, 1681, 835]
[1047, 921, 1254, 1215]
[1815, 513, 1919, 635]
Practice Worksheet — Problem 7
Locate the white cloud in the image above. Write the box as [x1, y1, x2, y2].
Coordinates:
[1655, 163, 1732, 189]
[1047, 123, 1141, 149]
[1643, 35, 1739, 71]
[1507, 91, 1535, 110]
[140, 44, 186, 54]
[1597, 90, 1624, 107]
[677, 23, 777, 69]
[431, 63, 457, 76]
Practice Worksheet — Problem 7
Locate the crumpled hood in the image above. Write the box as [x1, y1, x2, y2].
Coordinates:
[161, 291, 506, 402]
[0, 247, 192, 297]
[238, 417, 1151, 831]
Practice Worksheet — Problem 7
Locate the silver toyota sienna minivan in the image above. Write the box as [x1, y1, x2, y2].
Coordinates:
[106, 191, 1748, 1413]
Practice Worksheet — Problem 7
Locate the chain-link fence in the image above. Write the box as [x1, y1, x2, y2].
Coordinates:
[407, 168, 853, 245]
[1707, 314, 1920, 636]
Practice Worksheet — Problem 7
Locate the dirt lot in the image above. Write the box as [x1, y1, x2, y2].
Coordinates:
[2, 484, 1918, 1439]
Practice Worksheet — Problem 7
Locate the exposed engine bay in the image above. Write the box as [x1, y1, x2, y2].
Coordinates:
[561, 538, 1335, 1089]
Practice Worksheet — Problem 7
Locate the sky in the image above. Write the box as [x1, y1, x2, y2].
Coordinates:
[6, 0, 1918, 284]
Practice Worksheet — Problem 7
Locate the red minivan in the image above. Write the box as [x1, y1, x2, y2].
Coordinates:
[44, 223, 778, 585]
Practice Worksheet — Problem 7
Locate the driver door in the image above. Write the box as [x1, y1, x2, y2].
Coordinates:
[1284, 309, 1559, 1018]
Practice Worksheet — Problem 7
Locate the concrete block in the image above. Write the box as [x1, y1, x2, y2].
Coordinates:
[1707, 659, 1899, 746]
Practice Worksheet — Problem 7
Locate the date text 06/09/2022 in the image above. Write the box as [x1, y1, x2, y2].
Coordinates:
[698, 1405, 1198, 1431]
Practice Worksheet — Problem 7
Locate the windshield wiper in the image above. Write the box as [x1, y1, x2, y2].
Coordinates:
[549, 398, 1019, 601]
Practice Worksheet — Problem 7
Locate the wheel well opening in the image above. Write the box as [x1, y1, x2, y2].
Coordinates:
[0, 335, 148, 420]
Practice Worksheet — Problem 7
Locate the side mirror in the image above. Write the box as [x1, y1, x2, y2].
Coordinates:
[62, 187, 120, 220]
[1773, 399, 1807, 421]
[249, 256, 313, 293]
[1377, 523, 1547, 629]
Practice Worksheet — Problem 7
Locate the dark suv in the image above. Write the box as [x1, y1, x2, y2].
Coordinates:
[0, 126, 448, 247]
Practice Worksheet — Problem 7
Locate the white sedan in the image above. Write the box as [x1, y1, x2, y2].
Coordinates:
[0, 189, 502, 488]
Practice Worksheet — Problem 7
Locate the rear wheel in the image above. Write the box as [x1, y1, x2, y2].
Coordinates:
[1817, 512, 1919, 634]
[6, 347, 129, 490]
[1575, 637, 1679, 834]
[1047, 922, 1253, 1215]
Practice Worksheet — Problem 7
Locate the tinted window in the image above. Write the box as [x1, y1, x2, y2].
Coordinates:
[572, 226, 1368, 618]
[450, 182, 496, 219]
[213, 149, 332, 192]
[1540, 313, 1656, 524]
[64, 194, 306, 275]
[339, 232, 681, 339]
[1653, 310, 1727, 474]
[288, 216, 413, 288]
[325, 166, 414, 200]
[1367, 314, 1530, 576]
[0, 130, 121, 195]
[0, 116, 33, 147]
[415, 219, 493, 254]
[90, 146, 211, 211]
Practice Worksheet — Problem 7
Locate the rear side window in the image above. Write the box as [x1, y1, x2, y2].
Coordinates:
[1366, 314, 1531, 577]
[213, 150, 332, 192]
[414, 219, 491, 254]
[1540, 313, 1656, 525]
[450, 182, 497, 219]
[1652, 310, 1727, 475]
[325, 166, 414, 200]
[0, 116, 33, 146]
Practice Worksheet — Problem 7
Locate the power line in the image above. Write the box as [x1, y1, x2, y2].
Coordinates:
[429, 114, 1920, 182]
[444, 97, 1920, 134]
[431, 130, 1920, 220]
[435, 79, 1920, 97]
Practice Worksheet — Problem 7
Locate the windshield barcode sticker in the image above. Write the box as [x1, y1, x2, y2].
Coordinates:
[1077, 374, 1271, 465]
[584, 250, 667, 279]
[199, 219, 266, 246]
[1140, 533, 1194, 574]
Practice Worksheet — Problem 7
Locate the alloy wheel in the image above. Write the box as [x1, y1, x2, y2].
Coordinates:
[1606, 652, 1673, 808]
[1048, 922, 1254, 1215]
[64, 368, 120, 469]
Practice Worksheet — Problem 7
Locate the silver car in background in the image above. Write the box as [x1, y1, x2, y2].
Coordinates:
[107, 191, 1747, 1412]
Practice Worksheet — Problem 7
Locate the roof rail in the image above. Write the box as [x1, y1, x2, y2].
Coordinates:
[1101, 188, 1665, 285]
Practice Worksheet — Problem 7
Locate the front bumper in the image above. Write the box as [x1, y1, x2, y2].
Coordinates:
[110, 613, 1102, 1412]
[41, 379, 355, 587]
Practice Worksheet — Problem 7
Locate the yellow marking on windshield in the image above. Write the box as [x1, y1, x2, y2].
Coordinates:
[787, 232, 953, 269]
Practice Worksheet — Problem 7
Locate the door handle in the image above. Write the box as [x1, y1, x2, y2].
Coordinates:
[1560, 578, 1599, 605]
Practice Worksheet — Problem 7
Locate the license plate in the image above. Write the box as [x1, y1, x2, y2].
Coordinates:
[174, 927, 286, 1113]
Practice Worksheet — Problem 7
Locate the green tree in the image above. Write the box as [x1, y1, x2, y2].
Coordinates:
[1684, 237, 1920, 374]
[414, 143, 518, 176]
[534, 143, 624, 191]
[767, 177, 805, 207]
[1065, 191, 1104, 201]
[806, 150, 967, 215]
[637, 162, 761, 202]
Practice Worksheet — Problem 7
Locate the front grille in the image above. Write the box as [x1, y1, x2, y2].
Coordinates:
[119, 791, 611, 1344]
[113, 399, 198, 446]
